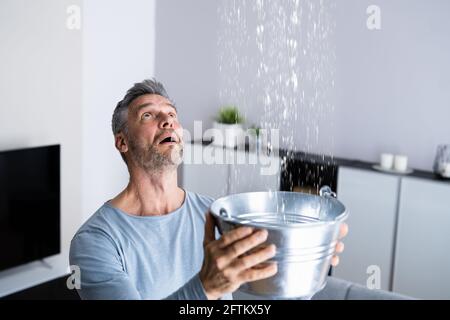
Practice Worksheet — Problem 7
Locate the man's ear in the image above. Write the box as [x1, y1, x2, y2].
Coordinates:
[115, 133, 128, 154]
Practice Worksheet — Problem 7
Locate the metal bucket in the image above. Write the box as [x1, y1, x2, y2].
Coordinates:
[210, 186, 348, 299]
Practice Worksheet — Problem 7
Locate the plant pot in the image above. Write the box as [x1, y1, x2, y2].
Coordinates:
[212, 121, 244, 148]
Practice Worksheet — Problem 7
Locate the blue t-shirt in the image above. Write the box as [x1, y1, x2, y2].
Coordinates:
[69, 191, 221, 300]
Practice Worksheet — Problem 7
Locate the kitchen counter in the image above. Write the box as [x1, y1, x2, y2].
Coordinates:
[188, 140, 450, 184]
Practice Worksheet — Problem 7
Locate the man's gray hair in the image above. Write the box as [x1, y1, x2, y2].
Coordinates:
[112, 78, 171, 136]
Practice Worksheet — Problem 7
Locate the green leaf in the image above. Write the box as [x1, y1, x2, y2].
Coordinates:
[249, 124, 261, 137]
[216, 106, 244, 124]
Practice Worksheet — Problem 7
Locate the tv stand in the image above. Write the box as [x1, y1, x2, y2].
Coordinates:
[39, 259, 53, 270]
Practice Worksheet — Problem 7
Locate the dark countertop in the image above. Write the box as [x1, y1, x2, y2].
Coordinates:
[188, 140, 450, 184]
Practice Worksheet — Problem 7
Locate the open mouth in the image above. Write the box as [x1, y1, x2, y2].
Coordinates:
[159, 135, 178, 145]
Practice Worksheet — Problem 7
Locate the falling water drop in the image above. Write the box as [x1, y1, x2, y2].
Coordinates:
[218, 0, 336, 225]
[291, 11, 299, 25]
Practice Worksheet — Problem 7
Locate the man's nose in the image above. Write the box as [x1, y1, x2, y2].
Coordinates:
[158, 113, 174, 129]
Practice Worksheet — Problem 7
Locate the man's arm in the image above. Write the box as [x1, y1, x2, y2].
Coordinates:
[69, 230, 208, 300]
[69, 230, 141, 299]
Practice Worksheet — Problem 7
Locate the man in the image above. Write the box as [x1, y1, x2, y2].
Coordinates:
[69, 79, 347, 300]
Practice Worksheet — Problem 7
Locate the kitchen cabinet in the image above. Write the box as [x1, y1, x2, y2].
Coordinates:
[182, 144, 281, 199]
[334, 167, 400, 291]
[393, 177, 450, 299]
[229, 150, 281, 194]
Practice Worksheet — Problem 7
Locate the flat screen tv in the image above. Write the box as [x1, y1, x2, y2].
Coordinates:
[0, 145, 60, 272]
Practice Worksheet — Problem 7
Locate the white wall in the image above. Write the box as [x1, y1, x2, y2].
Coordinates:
[155, 0, 450, 171]
[0, 0, 156, 297]
[0, 0, 82, 296]
[82, 0, 156, 222]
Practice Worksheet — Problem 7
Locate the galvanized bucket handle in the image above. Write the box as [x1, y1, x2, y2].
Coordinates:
[319, 185, 337, 198]
[219, 208, 254, 225]
[219, 208, 232, 219]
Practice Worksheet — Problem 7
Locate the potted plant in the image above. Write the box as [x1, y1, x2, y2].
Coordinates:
[212, 106, 245, 148]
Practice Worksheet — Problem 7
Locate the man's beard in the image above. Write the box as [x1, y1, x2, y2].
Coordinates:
[128, 137, 183, 172]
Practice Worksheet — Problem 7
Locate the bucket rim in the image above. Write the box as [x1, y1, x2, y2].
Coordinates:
[210, 191, 348, 230]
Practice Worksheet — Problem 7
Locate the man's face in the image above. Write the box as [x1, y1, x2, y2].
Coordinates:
[123, 94, 184, 171]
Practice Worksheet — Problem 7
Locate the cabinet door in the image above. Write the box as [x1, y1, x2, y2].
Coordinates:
[334, 167, 400, 291]
[393, 177, 450, 299]
[229, 150, 280, 194]
[181, 144, 230, 199]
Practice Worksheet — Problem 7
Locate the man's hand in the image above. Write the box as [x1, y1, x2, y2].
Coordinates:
[199, 212, 277, 300]
[331, 222, 349, 267]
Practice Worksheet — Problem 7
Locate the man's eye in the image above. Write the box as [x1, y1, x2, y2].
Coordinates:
[142, 112, 152, 120]
[169, 113, 177, 118]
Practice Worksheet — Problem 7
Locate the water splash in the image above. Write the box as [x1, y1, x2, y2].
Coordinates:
[218, 0, 336, 198]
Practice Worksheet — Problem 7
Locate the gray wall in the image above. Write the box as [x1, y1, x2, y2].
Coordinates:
[82, 0, 156, 221]
[0, 0, 156, 297]
[154, 0, 219, 135]
[155, 0, 450, 171]
[334, 0, 450, 170]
